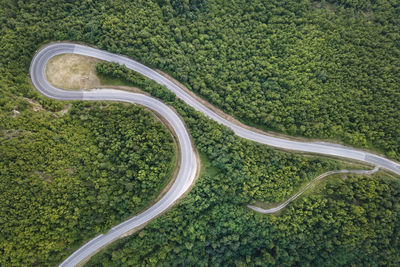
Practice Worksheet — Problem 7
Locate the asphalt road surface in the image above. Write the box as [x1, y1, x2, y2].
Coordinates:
[30, 42, 400, 266]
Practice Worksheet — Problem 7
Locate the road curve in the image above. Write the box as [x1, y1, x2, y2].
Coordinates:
[30, 44, 199, 266]
[248, 167, 380, 214]
[30, 42, 400, 266]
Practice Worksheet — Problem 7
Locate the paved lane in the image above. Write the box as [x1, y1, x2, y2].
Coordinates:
[72, 43, 400, 175]
[29, 42, 400, 267]
[31, 44, 198, 267]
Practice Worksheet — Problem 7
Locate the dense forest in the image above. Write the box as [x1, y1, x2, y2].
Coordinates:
[0, 102, 176, 265]
[97, 61, 346, 203]
[1, 0, 400, 159]
[88, 172, 400, 266]
[0, 0, 400, 265]
[89, 62, 400, 265]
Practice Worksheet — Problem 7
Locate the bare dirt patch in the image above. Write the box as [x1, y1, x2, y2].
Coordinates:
[25, 97, 44, 112]
[46, 54, 101, 90]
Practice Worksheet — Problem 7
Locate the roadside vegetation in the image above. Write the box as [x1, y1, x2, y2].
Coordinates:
[2, 0, 400, 160]
[88, 62, 400, 266]
[0, 0, 399, 265]
[89, 152, 400, 266]
[0, 101, 176, 265]
[95, 61, 347, 203]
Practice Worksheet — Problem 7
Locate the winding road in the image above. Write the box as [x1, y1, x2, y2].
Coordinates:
[30, 42, 400, 266]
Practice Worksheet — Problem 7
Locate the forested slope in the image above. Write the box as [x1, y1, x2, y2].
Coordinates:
[96, 61, 346, 203]
[0, 101, 175, 265]
[88, 171, 400, 266]
[1, 0, 400, 159]
[88, 61, 400, 266]
[1, 0, 400, 265]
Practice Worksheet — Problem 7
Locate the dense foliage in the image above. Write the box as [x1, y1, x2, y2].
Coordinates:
[88, 170, 400, 266]
[96, 61, 345, 203]
[91, 61, 400, 266]
[0, 102, 175, 265]
[1, 0, 399, 265]
[1, 0, 400, 159]
[96, 63, 176, 102]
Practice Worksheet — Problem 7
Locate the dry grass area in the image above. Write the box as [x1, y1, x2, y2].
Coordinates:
[46, 54, 101, 90]
[46, 53, 144, 94]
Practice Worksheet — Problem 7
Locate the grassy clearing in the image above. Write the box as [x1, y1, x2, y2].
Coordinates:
[46, 53, 141, 93]
[46, 54, 101, 90]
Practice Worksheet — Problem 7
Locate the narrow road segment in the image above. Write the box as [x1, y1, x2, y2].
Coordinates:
[248, 167, 380, 214]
